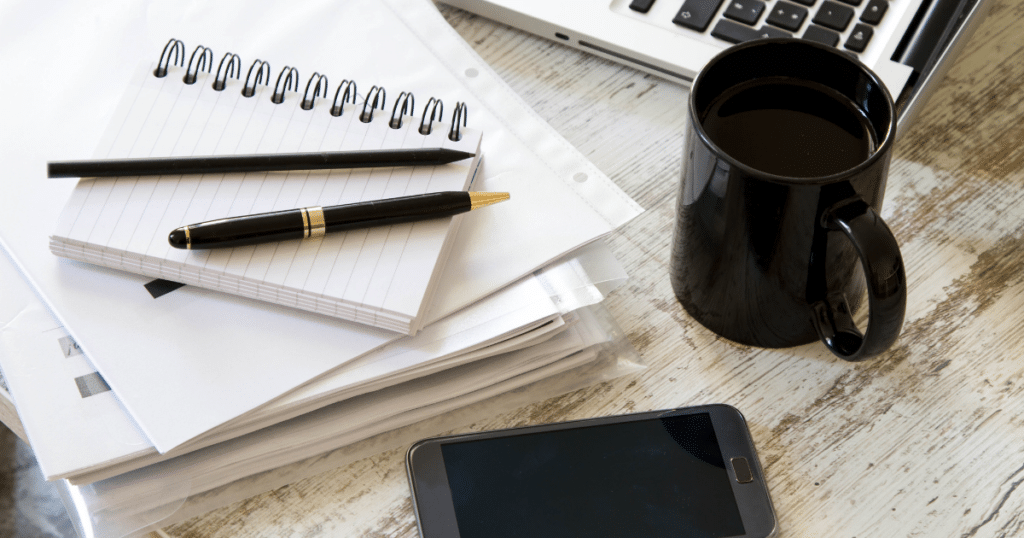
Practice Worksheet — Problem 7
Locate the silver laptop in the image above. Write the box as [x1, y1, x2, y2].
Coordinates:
[440, 0, 991, 133]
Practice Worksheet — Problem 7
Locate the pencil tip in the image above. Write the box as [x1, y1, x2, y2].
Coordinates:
[444, 148, 477, 162]
[469, 192, 510, 210]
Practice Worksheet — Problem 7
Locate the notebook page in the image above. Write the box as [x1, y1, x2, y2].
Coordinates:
[52, 66, 482, 333]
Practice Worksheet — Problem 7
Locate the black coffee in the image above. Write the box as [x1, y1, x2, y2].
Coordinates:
[700, 78, 875, 178]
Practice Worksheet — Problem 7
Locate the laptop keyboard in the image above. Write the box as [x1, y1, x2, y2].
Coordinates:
[628, 0, 888, 53]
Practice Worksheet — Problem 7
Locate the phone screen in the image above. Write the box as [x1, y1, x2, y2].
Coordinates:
[439, 412, 746, 538]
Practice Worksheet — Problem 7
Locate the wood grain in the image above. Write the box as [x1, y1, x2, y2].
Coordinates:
[164, 1, 1024, 536]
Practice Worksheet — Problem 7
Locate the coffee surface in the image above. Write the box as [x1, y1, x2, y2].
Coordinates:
[701, 78, 875, 178]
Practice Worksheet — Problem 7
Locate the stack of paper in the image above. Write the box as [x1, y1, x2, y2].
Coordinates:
[0, 242, 627, 485]
[0, 0, 645, 533]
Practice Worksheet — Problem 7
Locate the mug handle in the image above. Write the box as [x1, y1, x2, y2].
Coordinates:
[811, 198, 907, 361]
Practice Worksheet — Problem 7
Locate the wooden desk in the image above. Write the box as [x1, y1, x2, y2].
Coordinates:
[165, 1, 1024, 536]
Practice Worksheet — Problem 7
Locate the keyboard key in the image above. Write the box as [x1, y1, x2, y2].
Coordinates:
[711, 19, 793, 43]
[756, 25, 793, 38]
[724, 0, 766, 25]
[790, 0, 817, 7]
[803, 24, 840, 46]
[674, 0, 727, 31]
[813, 1, 854, 31]
[860, 0, 888, 24]
[629, 0, 657, 13]
[711, 19, 759, 42]
[844, 23, 873, 51]
[766, 2, 808, 31]
[835, 0, 862, 6]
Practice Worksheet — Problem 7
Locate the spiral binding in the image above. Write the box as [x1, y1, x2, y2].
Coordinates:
[449, 102, 468, 142]
[154, 40, 468, 139]
[213, 53, 241, 91]
[419, 98, 443, 135]
[301, 73, 328, 111]
[331, 80, 357, 117]
[154, 39, 185, 78]
[390, 92, 415, 129]
[272, 67, 299, 104]
[243, 59, 271, 98]
[184, 45, 213, 85]
[360, 86, 386, 123]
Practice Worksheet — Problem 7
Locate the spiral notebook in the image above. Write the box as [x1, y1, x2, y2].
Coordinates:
[49, 42, 483, 335]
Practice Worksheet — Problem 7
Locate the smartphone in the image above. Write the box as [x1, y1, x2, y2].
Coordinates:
[406, 404, 777, 538]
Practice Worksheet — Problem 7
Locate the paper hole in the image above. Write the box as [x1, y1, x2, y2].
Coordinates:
[573, 172, 589, 183]
[465, 68, 479, 78]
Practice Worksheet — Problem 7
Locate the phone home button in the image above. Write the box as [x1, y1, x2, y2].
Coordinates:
[731, 457, 754, 483]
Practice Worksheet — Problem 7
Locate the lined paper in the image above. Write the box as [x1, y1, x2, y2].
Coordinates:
[51, 66, 482, 334]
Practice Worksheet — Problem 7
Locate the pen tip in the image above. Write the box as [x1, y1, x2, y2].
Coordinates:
[168, 227, 188, 249]
[469, 192, 510, 210]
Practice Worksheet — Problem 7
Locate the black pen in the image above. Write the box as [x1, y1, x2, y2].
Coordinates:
[168, 191, 510, 250]
[47, 148, 476, 178]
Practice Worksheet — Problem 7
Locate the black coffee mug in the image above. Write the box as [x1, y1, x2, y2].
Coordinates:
[670, 39, 906, 362]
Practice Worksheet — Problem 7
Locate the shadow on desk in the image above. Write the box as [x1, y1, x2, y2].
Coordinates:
[0, 424, 77, 538]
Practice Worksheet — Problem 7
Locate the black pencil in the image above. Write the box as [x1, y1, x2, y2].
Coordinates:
[168, 191, 510, 250]
[47, 147, 477, 179]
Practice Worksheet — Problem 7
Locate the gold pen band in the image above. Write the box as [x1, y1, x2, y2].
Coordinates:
[301, 207, 326, 239]
[184, 226, 191, 250]
[307, 206, 326, 238]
